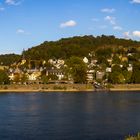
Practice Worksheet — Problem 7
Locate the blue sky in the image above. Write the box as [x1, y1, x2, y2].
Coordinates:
[0, 0, 140, 54]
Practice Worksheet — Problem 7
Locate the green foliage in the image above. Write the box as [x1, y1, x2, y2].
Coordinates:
[13, 74, 21, 83]
[21, 73, 28, 83]
[112, 55, 121, 64]
[4, 86, 8, 89]
[123, 70, 132, 83]
[96, 47, 112, 57]
[0, 70, 10, 85]
[0, 54, 20, 66]
[131, 62, 140, 83]
[66, 56, 87, 83]
[23, 35, 140, 61]
[108, 71, 125, 84]
[108, 65, 125, 84]
[53, 85, 67, 90]
[1, 35, 140, 84]
[47, 74, 58, 81]
[13, 73, 28, 84]
[41, 75, 49, 84]
[112, 65, 122, 73]
[125, 132, 140, 140]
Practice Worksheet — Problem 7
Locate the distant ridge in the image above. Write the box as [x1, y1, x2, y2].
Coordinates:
[0, 35, 140, 66]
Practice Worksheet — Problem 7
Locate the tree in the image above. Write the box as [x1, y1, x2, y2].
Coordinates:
[21, 73, 28, 84]
[112, 65, 122, 73]
[112, 55, 121, 64]
[0, 70, 10, 84]
[13, 74, 21, 84]
[66, 56, 87, 83]
[108, 71, 125, 84]
[47, 74, 58, 80]
[123, 70, 132, 83]
[108, 64, 126, 84]
[23, 35, 140, 61]
[41, 75, 49, 84]
[131, 62, 140, 83]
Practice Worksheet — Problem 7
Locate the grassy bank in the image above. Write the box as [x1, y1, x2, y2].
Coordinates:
[0, 84, 94, 92]
[110, 84, 140, 91]
[125, 133, 140, 140]
[0, 84, 140, 92]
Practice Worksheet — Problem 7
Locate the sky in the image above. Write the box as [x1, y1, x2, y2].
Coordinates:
[0, 0, 140, 54]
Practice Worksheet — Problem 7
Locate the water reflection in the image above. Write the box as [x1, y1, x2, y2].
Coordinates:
[0, 92, 140, 140]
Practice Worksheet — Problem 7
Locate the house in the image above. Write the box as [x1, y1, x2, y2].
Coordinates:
[127, 53, 133, 56]
[106, 67, 112, 73]
[48, 59, 65, 69]
[8, 67, 23, 81]
[0, 66, 9, 70]
[57, 59, 65, 65]
[96, 71, 105, 80]
[55, 59, 65, 69]
[83, 57, 89, 64]
[120, 65, 123, 68]
[21, 59, 26, 65]
[121, 57, 128, 62]
[107, 58, 113, 65]
[28, 71, 41, 81]
[46, 69, 64, 80]
[48, 59, 57, 65]
[127, 64, 133, 72]
[9, 73, 15, 81]
[86, 70, 95, 83]
[91, 59, 98, 65]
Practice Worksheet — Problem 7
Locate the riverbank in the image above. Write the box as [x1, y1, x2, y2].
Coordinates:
[0, 84, 140, 92]
[110, 84, 140, 91]
[0, 84, 94, 93]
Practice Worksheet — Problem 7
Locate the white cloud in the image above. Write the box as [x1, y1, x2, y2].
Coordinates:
[16, 29, 30, 35]
[60, 20, 77, 28]
[131, 0, 140, 3]
[132, 31, 140, 37]
[16, 29, 25, 34]
[101, 8, 115, 13]
[123, 31, 131, 39]
[0, 7, 5, 11]
[5, 0, 22, 5]
[104, 16, 116, 25]
[113, 26, 122, 31]
[123, 31, 140, 39]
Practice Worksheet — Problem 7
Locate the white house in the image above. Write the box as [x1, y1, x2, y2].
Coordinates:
[28, 71, 41, 81]
[96, 71, 105, 80]
[106, 67, 112, 73]
[87, 70, 95, 83]
[83, 57, 89, 64]
[127, 64, 133, 72]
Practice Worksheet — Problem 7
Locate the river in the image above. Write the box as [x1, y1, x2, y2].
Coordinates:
[0, 91, 140, 140]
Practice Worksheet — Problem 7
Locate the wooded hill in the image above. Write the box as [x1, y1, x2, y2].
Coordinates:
[0, 54, 21, 66]
[1, 35, 140, 66]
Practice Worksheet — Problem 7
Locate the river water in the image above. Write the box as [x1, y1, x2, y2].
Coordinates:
[0, 91, 140, 140]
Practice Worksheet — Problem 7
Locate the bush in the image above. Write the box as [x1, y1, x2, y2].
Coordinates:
[4, 86, 8, 90]
[53, 85, 67, 90]
[125, 132, 140, 140]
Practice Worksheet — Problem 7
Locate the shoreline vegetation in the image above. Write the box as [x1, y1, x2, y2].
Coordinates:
[1, 36, 140, 91]
[0, 84, 140, 93]
[125, 132, 140, 140]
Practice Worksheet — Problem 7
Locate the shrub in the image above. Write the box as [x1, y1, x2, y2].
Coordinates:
[125, 132, 140, 140]
[53, 85, 67, 90]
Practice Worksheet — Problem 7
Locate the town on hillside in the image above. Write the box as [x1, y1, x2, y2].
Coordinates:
[0, 49, 138, 86]
[0, 35, 140, 86]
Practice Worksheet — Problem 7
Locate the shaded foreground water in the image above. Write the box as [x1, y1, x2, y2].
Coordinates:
[0, 91, 140, 140]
